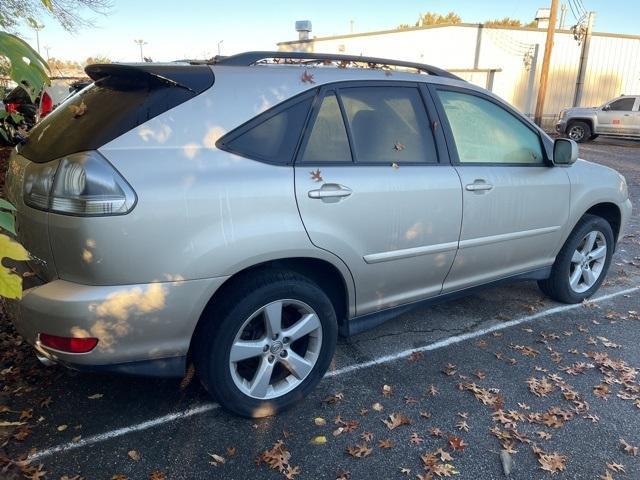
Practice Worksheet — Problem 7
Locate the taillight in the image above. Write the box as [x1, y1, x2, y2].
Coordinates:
[39, 92, 53, 118]
[23, 151, 136, 216]
[39, 333, 98, 353]
[6, 103, 17, 113]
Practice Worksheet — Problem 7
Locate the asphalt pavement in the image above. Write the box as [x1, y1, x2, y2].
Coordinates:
[1, 137, 639, 480]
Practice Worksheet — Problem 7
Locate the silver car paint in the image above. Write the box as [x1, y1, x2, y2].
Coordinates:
[4, 64, 632, 373]
[443, 165, 570, 292]
[295, 164, 462, 315]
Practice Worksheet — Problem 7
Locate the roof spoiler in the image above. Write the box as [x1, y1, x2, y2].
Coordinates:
[85, 63, 214, 94]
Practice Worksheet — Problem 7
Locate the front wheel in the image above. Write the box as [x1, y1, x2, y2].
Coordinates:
[538, 214, 614, 303]
[193, 270, 337, 417]
[566, 121, 591, 143]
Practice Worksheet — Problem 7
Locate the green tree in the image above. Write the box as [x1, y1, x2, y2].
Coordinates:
[1, 0, 112, 32]
[416, 11, 462, 27]
[85, 55, 111, 65]
[484, 17, 537, 28]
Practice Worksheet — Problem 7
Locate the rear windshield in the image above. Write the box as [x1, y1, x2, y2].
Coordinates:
[20, 65, 214, 163]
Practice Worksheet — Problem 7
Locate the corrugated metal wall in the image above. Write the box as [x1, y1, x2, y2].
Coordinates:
[279, 25, 640, 129]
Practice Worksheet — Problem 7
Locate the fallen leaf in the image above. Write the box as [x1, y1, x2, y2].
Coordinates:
[314, 417, 327, 426]
[382, 413, 411, 430]
[149, 471, 166, 480]
[346, 443, 372, 458]
[128, 450, 141, 461]
[537, 452, 566, 474]
[372, 402, 384, 412]
[208, 453, 225, 466]
[448, 436, 468, 452]
[311, 435, 327, 445]
[310, 169, 323, 183]
[378, 438, 394, 449]
[87, 393, 103, 400]
[301, 70, 315, 84]
[607, 463, 625, 473]
[57, 424, 68, 432]
[620, 438, 639, 456]
[69, 101, 87, 118]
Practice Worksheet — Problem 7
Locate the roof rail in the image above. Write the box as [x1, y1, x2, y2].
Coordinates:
[213, 51, 463, 80]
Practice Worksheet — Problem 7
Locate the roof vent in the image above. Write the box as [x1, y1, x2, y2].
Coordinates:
[295, 20, 312, 41]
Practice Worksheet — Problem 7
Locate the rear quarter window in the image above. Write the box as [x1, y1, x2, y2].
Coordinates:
[218, 94, 314, 165]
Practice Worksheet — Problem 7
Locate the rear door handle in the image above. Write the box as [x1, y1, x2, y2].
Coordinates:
[465, 183, 494, 191]
[308, 184, 352, 199]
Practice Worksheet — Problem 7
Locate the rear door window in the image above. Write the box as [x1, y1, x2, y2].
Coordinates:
[299, 92, 352, 163]
[339, 86, 437, 164]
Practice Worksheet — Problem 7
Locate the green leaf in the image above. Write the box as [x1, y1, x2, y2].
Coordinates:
[0, 199, 16, 212]
[0, 234, 29, 299]
[0, 111, 8, 120]
[0, 212, 15, 235]
[0, 128, 8, 142]
[40, 0, 54, 11]
[9, 112, 23, 123]
[0, 32, 50, 102]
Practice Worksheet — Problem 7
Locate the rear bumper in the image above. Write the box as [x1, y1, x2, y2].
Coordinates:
[6, 276, 227, 378]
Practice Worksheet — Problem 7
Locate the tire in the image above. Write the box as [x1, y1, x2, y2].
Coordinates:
[193, 269, 337, 417]
[538, 214, 614, 304]
[566, 121, 591, 143]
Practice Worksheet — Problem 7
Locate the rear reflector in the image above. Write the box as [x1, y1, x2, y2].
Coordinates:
[39, 333, 98, 353]
[39, 92, 53, 118]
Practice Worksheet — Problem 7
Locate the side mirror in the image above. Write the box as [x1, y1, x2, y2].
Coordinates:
[602, 104, 610, 111]
[553, 138, 578, 165]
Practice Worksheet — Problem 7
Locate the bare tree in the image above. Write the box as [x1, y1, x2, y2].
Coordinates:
[1, 0, 112, 32]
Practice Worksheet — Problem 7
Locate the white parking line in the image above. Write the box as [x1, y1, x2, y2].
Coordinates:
[27, 284, 640, 462]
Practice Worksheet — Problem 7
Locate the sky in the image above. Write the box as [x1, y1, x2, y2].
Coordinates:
[14, 0, 640, 63]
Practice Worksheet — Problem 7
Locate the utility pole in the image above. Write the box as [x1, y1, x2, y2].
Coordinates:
[573, 11, 595, 107]
[134, 39, 147, 61]
[559, 3, 568, 29]
[31, 22, 44, 54]
[534, 0, 559, 127]
[43, 45, 51, 62]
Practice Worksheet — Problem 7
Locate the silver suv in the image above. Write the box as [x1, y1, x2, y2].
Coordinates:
[556, 95, 640, 142]
[5, 52, 632, 417]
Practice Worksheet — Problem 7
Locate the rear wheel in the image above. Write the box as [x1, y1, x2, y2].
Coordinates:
[193, 270, 337, 417]
[567, 121, 591, 143]
[538, 215, 614, 303]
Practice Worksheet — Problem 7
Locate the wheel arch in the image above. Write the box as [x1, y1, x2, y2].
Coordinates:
[567, 117, 594, 132]
[188, 256, 354, 359]
[583, 202, 622, 242]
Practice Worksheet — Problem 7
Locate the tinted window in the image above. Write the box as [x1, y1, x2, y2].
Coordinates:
[21, 65, 214, 163]
[225, 97, 312, 164]
[340, 86, 437, 164]
[437, 90, 544, 165]
[608, 97, 635, 111]
[300, 93, 351, 163]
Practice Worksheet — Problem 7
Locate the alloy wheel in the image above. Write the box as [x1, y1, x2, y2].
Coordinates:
[568, 125, 585, 141]
[229, 299, 323, 400]
[568, 230, 607, 293]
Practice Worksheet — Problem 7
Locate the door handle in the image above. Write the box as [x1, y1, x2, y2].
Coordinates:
[308, 184, 352, 199]
[465, 182, 494, 192]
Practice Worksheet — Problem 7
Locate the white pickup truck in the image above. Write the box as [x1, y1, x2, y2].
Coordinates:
[556, 95, 640, 142]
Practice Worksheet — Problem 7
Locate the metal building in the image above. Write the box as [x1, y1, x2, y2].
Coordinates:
[278, 22, 640, 129]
